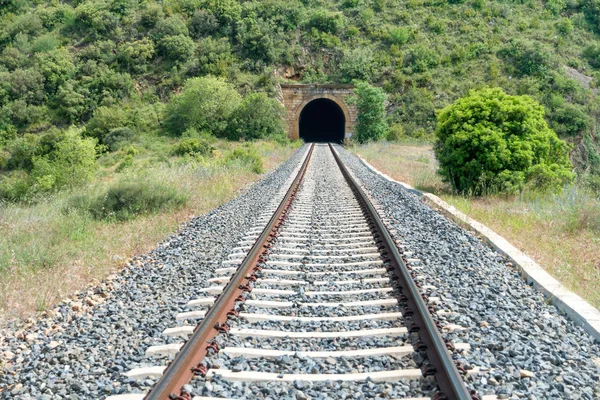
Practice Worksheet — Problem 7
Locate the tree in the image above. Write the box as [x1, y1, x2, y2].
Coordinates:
[227, 93, 287, 140]
[163, 76, 241, 136]
[435, 88, 574, 195]
[351, 81, 388, 143]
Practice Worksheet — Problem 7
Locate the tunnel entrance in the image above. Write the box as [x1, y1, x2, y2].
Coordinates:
[299, 98, 345, 143]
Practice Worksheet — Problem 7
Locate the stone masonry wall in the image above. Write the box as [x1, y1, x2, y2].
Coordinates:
[280, 84, 357, 140]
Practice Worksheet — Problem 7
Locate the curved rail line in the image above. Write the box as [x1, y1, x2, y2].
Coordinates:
[110, 143, 477, 400]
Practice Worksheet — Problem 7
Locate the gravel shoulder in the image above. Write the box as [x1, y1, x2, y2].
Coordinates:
[335, 145, 600, 399]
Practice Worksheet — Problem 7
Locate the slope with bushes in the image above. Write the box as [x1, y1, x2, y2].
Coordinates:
[2, 0, 600, 199]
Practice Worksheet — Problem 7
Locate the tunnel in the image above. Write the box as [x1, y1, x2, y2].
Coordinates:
[299, 98, 345, 143]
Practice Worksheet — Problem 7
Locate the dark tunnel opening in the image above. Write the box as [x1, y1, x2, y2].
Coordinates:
[299, 98, 345, 143]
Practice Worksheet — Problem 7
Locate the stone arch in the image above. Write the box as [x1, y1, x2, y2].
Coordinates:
[294, 95, 351, 142]
[279, 84, 357, 141]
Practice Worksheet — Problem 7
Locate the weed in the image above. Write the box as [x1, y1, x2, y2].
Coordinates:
[68, 180, 187, 221]
[223, 147, 264, 174]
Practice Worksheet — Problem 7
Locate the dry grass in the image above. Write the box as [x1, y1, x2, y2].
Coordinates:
[351, 141, 445, 192]
[0, 140, 298, 324]
[353, 141, 600, 309]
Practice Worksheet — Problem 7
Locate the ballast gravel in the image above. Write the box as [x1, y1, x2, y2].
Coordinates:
[189, 145, 436, 399]
[1, 143, 599, 400]
[0, 147, 308, 399]
[334, 145, 600, 399]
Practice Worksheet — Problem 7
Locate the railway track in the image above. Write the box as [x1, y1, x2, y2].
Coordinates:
[108, 143, 492, 400]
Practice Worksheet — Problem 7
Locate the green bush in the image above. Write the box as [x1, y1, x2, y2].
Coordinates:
[104, 126, 135, 151]
[0, 170, 31, 201]
[139, 3, 164, 28]
[224, 147, 263, 173]
[388, 27, 411, 45]
[404, 44, 440, 72]
[67, 180, 187, 221]
[583, 44, 600, 68]
[152, 15, 188, 39]
[308, 10, 344, 34]
[0, 128, 97, 201]
[386, 123, 405, 142]
[227, 93, 287, 141]
[117, 39, 155, 73]
[157, 34, 195, 65]
[85, 105, 129, 146]
[549, 103, 592, 137]
[350, 81, 388, 144]
[30, 128, 98, 192]
[498, 39, 552, 77]
[115, 154, 134, 172]
[435, 88, 574, 195]
[339, 47, 376, 82]
[163, 76, 242, 136]
[172, 138, 214, 156]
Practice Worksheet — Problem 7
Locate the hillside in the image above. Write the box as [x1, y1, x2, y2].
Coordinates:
[2, 0, 600, 196]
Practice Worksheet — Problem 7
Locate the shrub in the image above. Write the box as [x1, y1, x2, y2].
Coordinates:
[157, 35, 195, 65]
[498, 40, 552, 77]
[308, 10, 344, 34]
[34, 48, 76, 93]
[104, 127, 135, 151]
[404, 44, 440, 73]
[389, 27, 411, 45]
[583, 44, 600, 69]
[435, 88, 574, 195]
[224, 147, 263, 173]
[545, 0, 566, 15]
[227, 93, 287, 141]
[71, 0, 119, 40]
[115, 154, 134, 172]
[152, 15, 189, 40]
[117, 39, 155, 73]
[584, 0, 600, 33]
[556, 18, 573, 35]
[350, 81, 388, 144]
[30, 128, 97, 192]
[549, 103, 592, 137]
[386, 123, 405, 142]
[339, 47, 376, 82]
[0, 170, 30, 201]
[172, 138, 214, 156]
[68, 180, 187, 221]
[163, 76, 242, 136]
[189, 9, 219, 38]
[139, 3, 164, 28]
[85, 105, 129, 145]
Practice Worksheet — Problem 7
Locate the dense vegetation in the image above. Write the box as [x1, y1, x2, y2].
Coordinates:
[2, 0, 600, 201]
[435, 88, 574, 194]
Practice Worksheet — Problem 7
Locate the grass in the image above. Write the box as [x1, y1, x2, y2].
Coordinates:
[0, 139, 299, 324]
[352, 141, 600, 309]
[351, 140, 445, 193]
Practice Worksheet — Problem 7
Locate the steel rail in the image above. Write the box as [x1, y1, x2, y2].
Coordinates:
[328, 143, 472, 400]
[145, 143, 315, 400]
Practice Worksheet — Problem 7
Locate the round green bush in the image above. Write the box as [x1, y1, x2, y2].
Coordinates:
[163, 76, 241, 137]
[172, 138, 214, 156]
[435, 87, 574, 195]
[227, 93, 287, 141]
